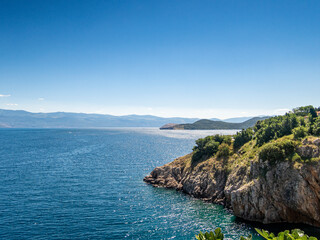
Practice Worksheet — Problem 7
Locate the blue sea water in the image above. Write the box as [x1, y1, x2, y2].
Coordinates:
[0, 128, 319, 240]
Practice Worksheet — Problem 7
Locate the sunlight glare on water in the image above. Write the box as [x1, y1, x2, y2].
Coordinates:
[0, 128, 318, 239]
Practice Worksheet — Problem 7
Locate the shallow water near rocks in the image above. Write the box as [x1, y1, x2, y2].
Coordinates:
[0, 128, 319, 239]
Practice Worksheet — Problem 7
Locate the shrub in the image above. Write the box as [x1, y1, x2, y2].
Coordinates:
[300, 118, 306, 126]
[203, 141, 220, 156]
[259, 140, 298, 164]
[233, 128, 253, 149]
[196, 227, 224, 240]
[255, 228, 317, 240]
[193, 135, 230, 153]
[221, 135, 232, 145]
[276, 140, 296, 156]
[192, 149, 203, 163]
[312, 118, 320, 136]
[293, 126, 307, 139]
[196, 228, 317, 240]
[256, 125, 276, 146]
[211, 135, 232, 145]
[252, 107, 315, 146]
[191, 135, 232, 164]
[217, 143, 230, 158]
[259, 143, 285, 164]
[193, 138, 207, 151]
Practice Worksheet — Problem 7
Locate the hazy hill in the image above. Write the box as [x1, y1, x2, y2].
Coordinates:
[222, 117, 253, 123]
[0, 109, 270, 128]
[0, 109, 199, 128]
[210, 117, 259, 123]
[161, 117, 269, 130]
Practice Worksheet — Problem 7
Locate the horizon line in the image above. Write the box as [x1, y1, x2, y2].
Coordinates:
[0, 107, 272, 120]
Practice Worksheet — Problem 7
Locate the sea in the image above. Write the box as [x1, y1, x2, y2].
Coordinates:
[0, 128, 319, 240]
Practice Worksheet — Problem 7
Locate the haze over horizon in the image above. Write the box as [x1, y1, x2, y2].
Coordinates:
[0, 107, 272, 121]
[1, 0, 319, 119]
[0, 105, 285, 120]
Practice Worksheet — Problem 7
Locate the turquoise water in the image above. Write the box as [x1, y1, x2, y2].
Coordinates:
[0, 128, 319, 239]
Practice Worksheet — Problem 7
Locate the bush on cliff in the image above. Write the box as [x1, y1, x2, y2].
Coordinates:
[191, 106, 319, 165]
[233, 128, 254, 150]
[196, 228, 318, 240]
[217, 143, 230, 158]
[232, 105, 319, 147]
[293, 126, 308, 139]
[253, 106, 319, 146]
[259, 143, 285, 164]
[203, 141, 220, 156]
[192, 135, 232, 163]
[255, 228, 318, 240]
[276, 139, 296, 156]
[312, 118, 320, 136]
[214, 135, 232, 145]
[258, 140, 296, 164]
[255, 113, 300, 146]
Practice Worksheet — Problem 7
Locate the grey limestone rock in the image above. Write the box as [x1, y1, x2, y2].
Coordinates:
[144, 148, 320, 226]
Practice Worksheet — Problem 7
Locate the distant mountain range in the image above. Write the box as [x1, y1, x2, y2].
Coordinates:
[160, 117, 270, 130]
[0, 109, 269, 128]
[0, 109, 200, 128]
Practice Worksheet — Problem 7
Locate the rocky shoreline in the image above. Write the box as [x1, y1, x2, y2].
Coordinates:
[144, 138, 320, 227]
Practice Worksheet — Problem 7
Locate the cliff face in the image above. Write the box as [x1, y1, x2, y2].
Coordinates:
[144, 138, 320, 227]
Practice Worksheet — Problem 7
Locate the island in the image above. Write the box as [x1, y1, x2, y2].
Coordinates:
[160, 117, 269, 130]
[145, 106, 320, 227]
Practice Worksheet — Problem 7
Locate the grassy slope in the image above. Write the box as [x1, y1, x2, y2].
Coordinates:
[170, 135, 320, 176]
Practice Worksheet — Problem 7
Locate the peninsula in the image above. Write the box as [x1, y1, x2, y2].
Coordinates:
[160, 117, 269, 130]
[145, 106, 320, 226]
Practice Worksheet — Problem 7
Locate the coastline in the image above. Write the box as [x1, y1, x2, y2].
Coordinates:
[144, 137, 320, 227]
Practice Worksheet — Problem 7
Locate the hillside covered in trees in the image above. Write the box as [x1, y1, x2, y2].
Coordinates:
[160, 116, 269, 130]
[145, 106, 320, 227]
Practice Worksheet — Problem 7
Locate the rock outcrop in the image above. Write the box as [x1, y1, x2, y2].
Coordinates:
[144, 138, 320, 227]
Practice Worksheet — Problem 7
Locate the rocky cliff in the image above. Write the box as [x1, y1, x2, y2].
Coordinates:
[144, 137, 320, 227]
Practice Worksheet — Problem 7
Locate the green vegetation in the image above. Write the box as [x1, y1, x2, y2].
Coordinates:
[168, 117, 269, 130]
[192, 135, 232, 163]
[293, 106, 318, 118]
[255, 228, 318, 240]
[253, 106, 319, 146]
[217, 143, 231, 158]
[190, 106, 320, 165]
[233, 128, 254, 149]
[292, 152, 302, 162]
[254, 114, 299, 146]
[312, 118, 320, 136]
[196, 228, 318, 240]
[293, 126, 308, 139]
[196, 227, 224, 240]
[258, 140, 296, 164]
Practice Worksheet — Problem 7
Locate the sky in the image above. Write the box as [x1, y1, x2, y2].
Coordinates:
[0, 0, 319, 119]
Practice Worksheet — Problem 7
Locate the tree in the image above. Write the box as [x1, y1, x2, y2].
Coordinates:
[293, 126, 307, 139]
[233, 128, 253, 149]
[312, 118, 320, 136]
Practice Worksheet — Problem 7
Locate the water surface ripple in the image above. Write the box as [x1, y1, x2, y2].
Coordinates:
[0, 128, 319, 239]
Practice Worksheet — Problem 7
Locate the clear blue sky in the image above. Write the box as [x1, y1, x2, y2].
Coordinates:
[0, 0, 319, 118]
